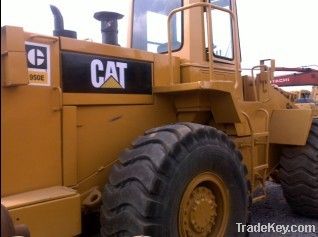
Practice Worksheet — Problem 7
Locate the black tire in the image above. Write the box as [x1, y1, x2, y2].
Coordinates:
[1, 204, 15, 237]
[279, 119, 318, 217]
[1, 204, 30, 237]
[100, 123, 249, 236]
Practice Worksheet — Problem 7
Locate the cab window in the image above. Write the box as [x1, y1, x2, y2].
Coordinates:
[132, 0, 182, 53]
[207, 0, 233, 60]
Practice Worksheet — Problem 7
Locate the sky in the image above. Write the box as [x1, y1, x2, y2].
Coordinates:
[1, 0, 317, 90]
[237, 0, 318, 69]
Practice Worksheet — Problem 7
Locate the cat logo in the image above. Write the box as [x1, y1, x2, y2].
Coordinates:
[25, 42, 51, 86]
[62, 52, 152, 94]
[90, 59, 127, 89]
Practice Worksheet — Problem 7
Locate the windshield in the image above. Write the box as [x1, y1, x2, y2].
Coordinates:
[132, 0, 183, 53]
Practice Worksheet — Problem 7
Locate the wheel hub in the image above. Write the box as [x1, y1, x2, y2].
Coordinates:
[189, 187, 217, 234]
[179, 172, 229, 237]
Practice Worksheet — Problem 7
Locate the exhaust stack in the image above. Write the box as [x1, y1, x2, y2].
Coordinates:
[50, 5, 77, 39]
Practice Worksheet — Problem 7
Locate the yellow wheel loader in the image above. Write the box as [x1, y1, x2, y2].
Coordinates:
[1, 0, 317, 236]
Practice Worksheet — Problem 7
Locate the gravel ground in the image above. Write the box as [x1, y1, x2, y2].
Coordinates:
[250, 181, 317, 237]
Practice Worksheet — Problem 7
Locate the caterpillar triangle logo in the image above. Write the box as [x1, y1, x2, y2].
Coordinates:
[101, 76, 122, 88]
[90, 59, 127, 89]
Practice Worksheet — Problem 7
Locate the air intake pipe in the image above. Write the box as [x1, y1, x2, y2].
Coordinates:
[94, 11, 123, 45]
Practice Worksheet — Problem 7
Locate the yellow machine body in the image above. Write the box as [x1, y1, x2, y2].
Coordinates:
[1, 0, 316, 236]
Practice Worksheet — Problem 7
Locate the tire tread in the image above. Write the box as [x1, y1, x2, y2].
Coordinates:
[279, 119, 318, 217]
[101, 123, 250, 236]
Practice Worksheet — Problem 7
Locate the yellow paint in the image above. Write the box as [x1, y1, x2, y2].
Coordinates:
[1, 0, 316, 236]
[28, 71, 48, 85]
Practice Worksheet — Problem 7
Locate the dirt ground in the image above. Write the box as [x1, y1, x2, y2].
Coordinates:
[250, 181, 318, 237]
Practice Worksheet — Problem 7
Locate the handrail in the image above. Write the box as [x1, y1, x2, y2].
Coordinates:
[256, 108, 270, 176]
[250, 59, 275, 101]
[260, 59, 275, 81]
[242, 109, 270, 192]
[251, 65, 268, 101]
[167, 2, 235, 85]
[257, 108, 270, 131]
[241, 112, 255, 187]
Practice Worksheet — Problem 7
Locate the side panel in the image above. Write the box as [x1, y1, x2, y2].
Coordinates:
[74, 98, 177, 194]
[269, 109, 313, 145]
[59, 37, 178, 195]
[8, 195, 81, 237]
[1, 26, 28, 86]
[1, 28, 62, 196]
[62, 106, 78, 186]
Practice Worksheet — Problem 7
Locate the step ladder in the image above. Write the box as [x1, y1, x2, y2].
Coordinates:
[242, 109, 270, 203]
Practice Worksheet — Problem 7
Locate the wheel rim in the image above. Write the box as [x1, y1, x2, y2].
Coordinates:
[178, 172, 229, 237]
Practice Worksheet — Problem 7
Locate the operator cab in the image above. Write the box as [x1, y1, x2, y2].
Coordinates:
[129, 0, 237, 63]
[128, 0, 242, 95]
